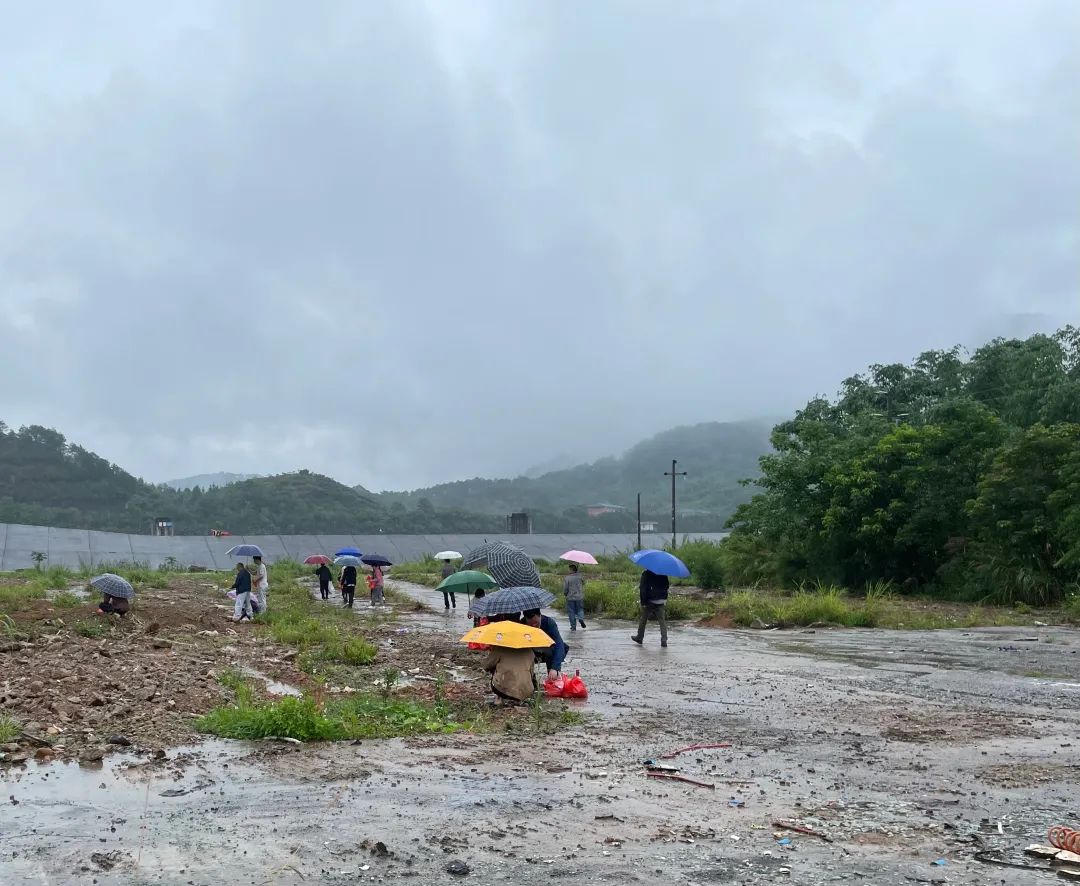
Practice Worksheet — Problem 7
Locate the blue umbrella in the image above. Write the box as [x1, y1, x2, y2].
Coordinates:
[335, 546, 362, 557]
[226, 544, 264, 558]
[630, 549, 690, 578]
[362, 554, 392, 567]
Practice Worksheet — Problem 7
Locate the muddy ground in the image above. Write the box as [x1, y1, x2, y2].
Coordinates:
[2, 578, 1079, 885]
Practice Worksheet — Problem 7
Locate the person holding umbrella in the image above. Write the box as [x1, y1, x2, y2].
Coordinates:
[314, 562, 333, 600]
[252, 555, 269, 614]
[369, 564, 385, 606]
[230, 562, 254, 622]
[440, 559, 457, 610]
[91, 573, 134, 617]
[563, 563, 586, 632]
[632, 569, 670, 647]
[339, 559, 359, 608]
[462, 617, 554, 705]
[628, 549, 689, 648]
[523, 609, 567, 680]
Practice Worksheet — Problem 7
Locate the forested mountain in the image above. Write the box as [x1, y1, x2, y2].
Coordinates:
[0, 425, 500, 535]
[0, 418, 771, 535]
[726, 327, 1080, 604]
[380, 420, 773, 531]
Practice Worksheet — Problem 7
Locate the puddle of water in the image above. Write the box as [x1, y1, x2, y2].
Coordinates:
[239, 665, 302, 697]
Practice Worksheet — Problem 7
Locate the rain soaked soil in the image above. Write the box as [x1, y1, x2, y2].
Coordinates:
[2, 578, 1079, 884]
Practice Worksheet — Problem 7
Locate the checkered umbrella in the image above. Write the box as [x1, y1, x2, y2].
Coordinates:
[90, 573, 135, 600]
[461, 542, 496, 569]
[469, 586, 555, 617]
[462, 541, 541, 589]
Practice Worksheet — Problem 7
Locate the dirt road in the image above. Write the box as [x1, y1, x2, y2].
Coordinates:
[3, 579, 1078, 884]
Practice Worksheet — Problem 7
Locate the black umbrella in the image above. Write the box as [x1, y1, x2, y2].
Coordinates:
[463, 541, 541, 589]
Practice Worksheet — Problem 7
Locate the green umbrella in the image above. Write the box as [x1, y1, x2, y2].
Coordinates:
[436, 570, 498, 607]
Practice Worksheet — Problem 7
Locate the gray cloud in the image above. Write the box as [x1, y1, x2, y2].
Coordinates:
[1, 0, 1077, 489]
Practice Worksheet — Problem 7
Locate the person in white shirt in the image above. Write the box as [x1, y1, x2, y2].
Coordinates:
[252, 555, 269, 613]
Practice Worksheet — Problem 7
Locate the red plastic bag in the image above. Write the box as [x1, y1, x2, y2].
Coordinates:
[543, 675, 566, 697]
[543, 670, 588, 699]
[563, 671, 588, 699]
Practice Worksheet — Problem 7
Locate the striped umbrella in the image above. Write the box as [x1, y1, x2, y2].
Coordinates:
[462, 541, 541, 589]
[469, 586, 555, 617]
[90, 573, 135, 601]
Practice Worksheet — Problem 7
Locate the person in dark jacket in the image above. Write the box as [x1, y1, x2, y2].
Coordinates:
[96, 594, 130, 616]
[340, 563, 358, 608]
[440, 560, 457, 610]
[523, 608, 567, 680]
[469, 588, 487, 628]
[631, 569, 669, 647]
[230, 561, 254, 622]
[314, 563, 333, 600]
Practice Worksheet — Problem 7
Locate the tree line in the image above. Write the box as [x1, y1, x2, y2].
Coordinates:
[724, 327, 1080, 605]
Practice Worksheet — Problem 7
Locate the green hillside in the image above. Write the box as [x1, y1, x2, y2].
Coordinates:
[379, 420, 773, 531]
[0, 424, 500, 535]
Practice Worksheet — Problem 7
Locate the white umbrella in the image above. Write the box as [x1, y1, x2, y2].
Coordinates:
[435, 550, 463, 560]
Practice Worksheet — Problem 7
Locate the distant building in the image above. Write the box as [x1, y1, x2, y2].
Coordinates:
[506, 512, 532, 534]
[586, 503, 625, 518]
[151, 517, 174, 537]
[639, 520, 658, 532]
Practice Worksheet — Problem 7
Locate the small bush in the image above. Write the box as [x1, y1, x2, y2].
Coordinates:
[0, 713, 20, 742]
[677, 540, 725, 589]
[1066, 593, 1080, 625]
[52, 592, 83, 609]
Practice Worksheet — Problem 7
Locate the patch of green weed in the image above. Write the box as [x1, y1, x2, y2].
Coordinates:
[73, 619, 109, 638]
[51, 592, 83, 609]
[196, 692, 468, 741]
[0, 713, 21, 742]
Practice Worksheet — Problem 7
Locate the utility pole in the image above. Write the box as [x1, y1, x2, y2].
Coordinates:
[636, 492, 642, 551]
[664, 459, 687, 549]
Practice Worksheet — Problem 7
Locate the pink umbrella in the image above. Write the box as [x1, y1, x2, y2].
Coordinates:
[304, 555, 332, 565]
[560, 550, 598, 566]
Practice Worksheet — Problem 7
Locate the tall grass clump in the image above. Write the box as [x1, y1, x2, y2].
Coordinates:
[1066, 592, 1080, 625]
[0, 713, 21, 743]
[715, 584, 879, 628]
[676, 540, 725, 589]
[51, 591, 83, 609]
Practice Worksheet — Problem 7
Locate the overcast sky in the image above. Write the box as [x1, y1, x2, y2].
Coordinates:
[1, 1, 1077, 491]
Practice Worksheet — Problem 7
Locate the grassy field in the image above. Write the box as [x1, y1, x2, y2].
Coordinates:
[1, 557, 585, 745]
[391, 557, 1074, 630]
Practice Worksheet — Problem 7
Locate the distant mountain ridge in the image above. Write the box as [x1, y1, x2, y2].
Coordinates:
[0, 423, 497, 535]
[0, 418, 771, 535]
[377, 419, 773, 528]
[164, 472, 260, 491]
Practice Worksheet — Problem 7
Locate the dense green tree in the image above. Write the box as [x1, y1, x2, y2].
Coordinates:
[729, 327, 1080, 603]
